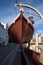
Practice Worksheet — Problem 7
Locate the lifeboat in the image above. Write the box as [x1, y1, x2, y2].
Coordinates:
[8, 8, 34, 44]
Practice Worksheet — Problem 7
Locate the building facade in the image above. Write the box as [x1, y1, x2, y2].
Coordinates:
[0, 23, 9, 46]
[30, 34, 43, 52]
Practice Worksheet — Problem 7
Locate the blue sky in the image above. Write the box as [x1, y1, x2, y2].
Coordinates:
[0, 0, 43, 34]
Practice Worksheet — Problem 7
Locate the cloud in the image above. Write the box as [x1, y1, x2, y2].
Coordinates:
[35, 29, 43, 34]
[34, 21, 42, 26]
[38, 30, 43, 34]
[0, 14, 16, 24]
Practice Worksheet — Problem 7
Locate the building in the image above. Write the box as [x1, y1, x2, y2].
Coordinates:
[39, 34, 43, 43]
[0, 22, 9, 46]
[30, 34, 43, 43]
[29, 34, 43, 52]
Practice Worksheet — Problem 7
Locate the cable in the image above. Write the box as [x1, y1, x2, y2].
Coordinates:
[14, 0, 19, 15]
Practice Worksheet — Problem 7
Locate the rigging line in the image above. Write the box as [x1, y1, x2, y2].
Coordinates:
[15, 6, 18, 15]
[15, 0, 18, 4]
[14, 0, 18, 15]
[29, 9, 32, 16]
[25, 11, 38, 17]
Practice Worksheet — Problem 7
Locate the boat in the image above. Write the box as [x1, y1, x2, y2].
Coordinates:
[8, 8, 34, 44]
[24, 48, 43, 65]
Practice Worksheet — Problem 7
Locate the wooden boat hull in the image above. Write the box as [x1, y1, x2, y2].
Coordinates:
[24, 48, 43, 65]
[8, 14, 34, 44]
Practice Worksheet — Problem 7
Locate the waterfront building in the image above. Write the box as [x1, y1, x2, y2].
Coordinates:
[0, 22, 9, 46]
[29, 33, 43, 52]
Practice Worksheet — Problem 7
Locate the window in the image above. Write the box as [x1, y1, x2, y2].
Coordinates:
[41, 37, 43, 42]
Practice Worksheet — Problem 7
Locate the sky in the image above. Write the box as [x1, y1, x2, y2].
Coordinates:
[0, 0, 43, 34]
